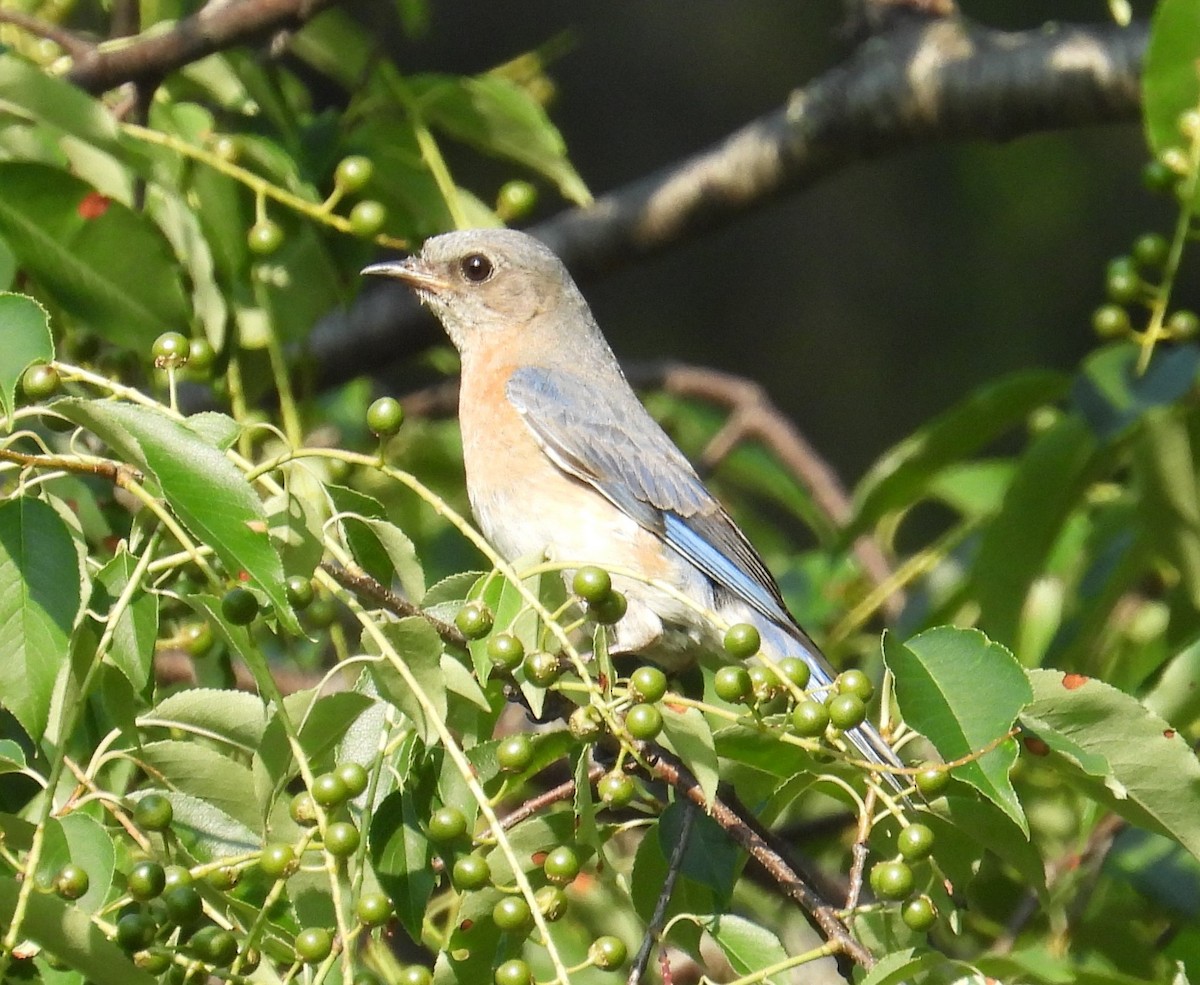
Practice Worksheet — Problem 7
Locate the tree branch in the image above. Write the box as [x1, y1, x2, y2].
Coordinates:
[309, 15, 1145, 385]
[66, 0, 347, 93]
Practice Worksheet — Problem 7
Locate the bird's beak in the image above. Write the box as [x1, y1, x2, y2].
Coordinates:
[361, 258, 450, 294]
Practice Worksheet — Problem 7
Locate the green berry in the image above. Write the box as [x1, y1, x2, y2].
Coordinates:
[357, 891, 392, 925]
[187, 337, 216, 374]
[163, 865, 193, 890]
[897, 823, 935, 861]
[325, 821, 360, 858]
[494, 958, 532, 985]
[1143, 158, 1177, 193]
[455, 601, 493, 640]
[597, 771, 635, 808]
[398, 968, 433, 985]
[192, 925, 238, 965]
[135, 950, 171, 973]
[1105, 265, 1141, 304]
[115, 911, 156, 951]
[901, 894, 938, 931]
[247, 220, 283, 255]
[349, 200, 387, 237]
[294, 926, 332, 963]
[451, 854, 491, 892]
[335, 155, 374, 192]
[1162, 146, 1191, 175]
[285, 575, 315, 610]
[543, 845, 581, 885]
[535, 884, 568, 920]
[291, 791, 319, 826]
[260, 843, 296, 878]
[589, 590, 628, 625]
[128, 861, 166, 901]
[589, 935, 628, 970]
[20, 363, 60, 401]
[206, 865, 240, 891]
[523, 650, 561, 687]
[914, 764, 950, 797]
[1180, 109, 1200, 140]
[163, 885, 203, 925]
[837, 669, 874, 702]
[629, 666, 668, 703]
[1132, 232, 1170, 268]
[487, 633, 525, 671]
[826, 692, 867, 730]
[492, 895, 533, 933]
[304, 596, 338, 629]
[428, 806, 468, 843]
[713, 665, 752, 703]
[211, 135, 239, 162]
[572, 566, 612, 603]
[182, 621, 214, 656]
[625, 702, 663, 740]
[870, 860, 915, 901]
[1091, 304, 1131, 339]
[220, 586, 259, 626]
[152, 332, 189, 367]
[336, 762, 369, 797]
[312, 772, 349, 807]
[496, 733, 534, 773]
[776, 657, 811, 690]
[54, 863, 89, 900]
[748, 664, 780, 702]
[496, 180, 537, 220]
[134, 793, 174, 832]
[1167, 309, 1200, 340]
[366, 396, 404, 436]
[723, 622, 761, 658]
[791, 700, 829, 737]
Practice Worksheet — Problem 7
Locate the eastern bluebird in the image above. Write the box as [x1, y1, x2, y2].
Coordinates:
[363, 229, 903, 789]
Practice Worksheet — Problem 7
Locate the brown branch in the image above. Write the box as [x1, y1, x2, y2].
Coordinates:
[318, 559, 467, 647]
[497, 764, 606, 832]
[0, 446, 143, 490]
[66, 0, 349, 94]
[644, 745, 875, 969]
[0, 9, 94, 60]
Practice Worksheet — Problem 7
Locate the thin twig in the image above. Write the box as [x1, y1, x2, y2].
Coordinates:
[627, 803, 696, 985]
[0, 446, 143, 489]
[844, 785, 878, 912]
[645, 746, 875, 969]
[497, 765, 606, 832]
[0, 9, 94, 59]
[318, 559, 466, 647]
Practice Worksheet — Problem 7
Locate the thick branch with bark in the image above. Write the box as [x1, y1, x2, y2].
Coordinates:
[309, 14, 1145, 384]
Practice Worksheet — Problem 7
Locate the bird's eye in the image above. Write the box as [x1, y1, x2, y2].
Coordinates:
[460, 253, 494, 283]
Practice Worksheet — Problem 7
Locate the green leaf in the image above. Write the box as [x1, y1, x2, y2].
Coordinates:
[0, 496, 84, 739]
[367, 616, 447, 745]
[0, 292, 52, 424]
[141, 688, 268, 753]
[0, 53, 125, 156]
[1143, 0, 1200, 185]
[1132, 408, 1200, 608]
[371, 785, 436, 941]
[0, 738, 27, 774]
[858, 948, 946, 985]
[971, 413, 1096, 648]
[339, 516, 425, 600]
[664, 803, 739, 906]
[928, 795, 1046, 898]
[850, 370, 1068, 535]
[0, 163, 188, 349]
[1074, 343, 1200, 441]
[137, 739, 259, 831]
[54, 399, 298, 632]
[0, 876, 156, 985]
[701, 913, 789, 983]
[92, 549, 157, 691]
[58, 814, 116, 915]
[414, 72, 591, 205]
[884, 626, 1031, 831]
[131, 789, 257, 860]
[659, 705, 719, 806]
[1021, 668, 1200, 862]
